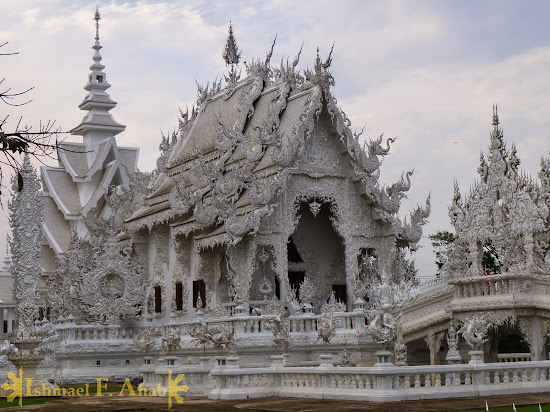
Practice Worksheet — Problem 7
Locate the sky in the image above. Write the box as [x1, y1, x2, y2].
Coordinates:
[1, 0, 550, 279]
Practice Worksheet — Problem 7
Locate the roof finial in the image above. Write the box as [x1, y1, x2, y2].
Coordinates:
[222, 21, 242, 68]
[492, 104, 499, 131]
[94, 7, 101, 43]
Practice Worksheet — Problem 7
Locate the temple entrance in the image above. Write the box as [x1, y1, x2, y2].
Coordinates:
[489, 325, 531, 362]
[287, 200, 346, 311]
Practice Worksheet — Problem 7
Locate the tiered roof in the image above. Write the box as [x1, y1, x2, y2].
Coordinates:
[40, 9, 139, 257]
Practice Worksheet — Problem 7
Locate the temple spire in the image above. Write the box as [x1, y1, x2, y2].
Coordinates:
[492, 104, 500, 132]
[222, 21, 241, 67]
[222, 22, 242, 86]
[70, 8, 125, 147]
[95, 7, 100, 43]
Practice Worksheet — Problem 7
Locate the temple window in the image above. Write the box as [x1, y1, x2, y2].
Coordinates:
[175, 282, 183, 311]
[193, 279, 206, 307]
[97, 75, 103, 83]
[154, 286, 162, 313]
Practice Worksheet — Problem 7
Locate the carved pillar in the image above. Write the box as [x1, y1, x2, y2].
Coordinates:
[519, 317, 548, 361]
[276, 230, 290, 306]
[425, 331, 445, 386]
[344, 240, 358, 312]
[226, 238, 257, 304]
[9, 155, 43, 337]
[424, 331, 444, 366]
[468, 240, 482, 276]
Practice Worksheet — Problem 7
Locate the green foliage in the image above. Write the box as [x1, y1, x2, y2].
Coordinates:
[428, 230, 455, 276]
[482, 241, 501, 274]
[429, 231, 502, 275]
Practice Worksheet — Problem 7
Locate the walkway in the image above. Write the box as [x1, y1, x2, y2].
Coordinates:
[3, 393, 550, 412]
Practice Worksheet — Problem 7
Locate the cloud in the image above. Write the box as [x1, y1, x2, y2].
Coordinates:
[2, 0, 550, 279]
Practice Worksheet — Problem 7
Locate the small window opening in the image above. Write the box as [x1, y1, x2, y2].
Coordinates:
[175, 282, 183, 311]
[154, 286, 162, 313]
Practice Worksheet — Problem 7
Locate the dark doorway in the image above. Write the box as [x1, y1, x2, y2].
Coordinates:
[288, 271, 305, 300]
[332, 284, 347, 304]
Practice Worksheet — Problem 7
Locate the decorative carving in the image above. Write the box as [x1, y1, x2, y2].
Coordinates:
[48, 213, 146, 324]
[448, 107, 550, 277]
[189, 321, 236, 355]
[8, 155, 43, 337]
[394, 325, 408, 366]
[264, 314, 290, 352]
[458, 317, 488, 350]
[161, 325, 182, 355]
[445, 323, 462, 364]
[317, 313, 336, 345]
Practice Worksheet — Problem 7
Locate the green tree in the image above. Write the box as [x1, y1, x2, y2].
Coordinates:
[429, 230, 502, 276]
[428, 230, 455, 276]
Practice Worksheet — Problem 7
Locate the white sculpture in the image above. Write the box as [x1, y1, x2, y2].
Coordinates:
[458, 317, 488, 351]
[264, 314, 290, 353]
[445, 323, 462, 364]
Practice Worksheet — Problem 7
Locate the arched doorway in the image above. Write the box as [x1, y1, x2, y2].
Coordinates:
[287, 200, 346, 311]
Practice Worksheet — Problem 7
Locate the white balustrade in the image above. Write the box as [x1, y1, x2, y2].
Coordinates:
[209, 360, 550, 401]
[498, 353, 532, 362]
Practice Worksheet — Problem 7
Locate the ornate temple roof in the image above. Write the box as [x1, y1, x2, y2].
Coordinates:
[126, 42, 429, 249]
[448, 106, 550, 276]
[40, 9, 139, 255]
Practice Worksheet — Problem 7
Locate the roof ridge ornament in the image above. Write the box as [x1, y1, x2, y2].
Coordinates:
[94, 7, 100, 44]
[492, 104, 499, 131]
[70, 8, 126, 140]
[222, 21, 242, 89]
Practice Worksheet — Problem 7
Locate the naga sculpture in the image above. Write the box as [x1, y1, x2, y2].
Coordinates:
[458, 317, 488, 351]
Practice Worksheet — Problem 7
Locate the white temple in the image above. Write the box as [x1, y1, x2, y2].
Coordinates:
[3, 10, 550, 403]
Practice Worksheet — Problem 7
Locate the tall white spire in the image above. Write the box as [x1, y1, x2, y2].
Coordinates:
[70, 8, 125, 147]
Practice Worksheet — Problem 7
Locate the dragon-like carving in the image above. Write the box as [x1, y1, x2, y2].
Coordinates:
[378, 171, 413, 214]
[360, 135, 395, 174]
[394, 195, 431, 250]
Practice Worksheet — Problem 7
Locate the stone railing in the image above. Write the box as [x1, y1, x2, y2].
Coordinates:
[498, 353, 532, 362]
[55, 323, 134, 342]
[141, 355, 213, 394]
[410, 276, 450, 298]
[449, 273, 550, 300]
[54, 311, 365, 344]
[208, 358, 550, 401]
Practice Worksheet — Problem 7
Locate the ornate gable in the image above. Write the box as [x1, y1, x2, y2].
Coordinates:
[449, 106, 550, 276]
[127, 45, 429, 251]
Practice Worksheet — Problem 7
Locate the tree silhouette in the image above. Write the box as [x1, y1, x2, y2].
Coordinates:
[0, 42, 66, 197]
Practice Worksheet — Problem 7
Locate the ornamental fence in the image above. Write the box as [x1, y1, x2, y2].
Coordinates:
[204, 357, 550, 401]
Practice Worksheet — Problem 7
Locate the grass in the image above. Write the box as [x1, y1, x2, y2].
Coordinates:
[464, 404, 550, 412]
[0, 397, 58, 408]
